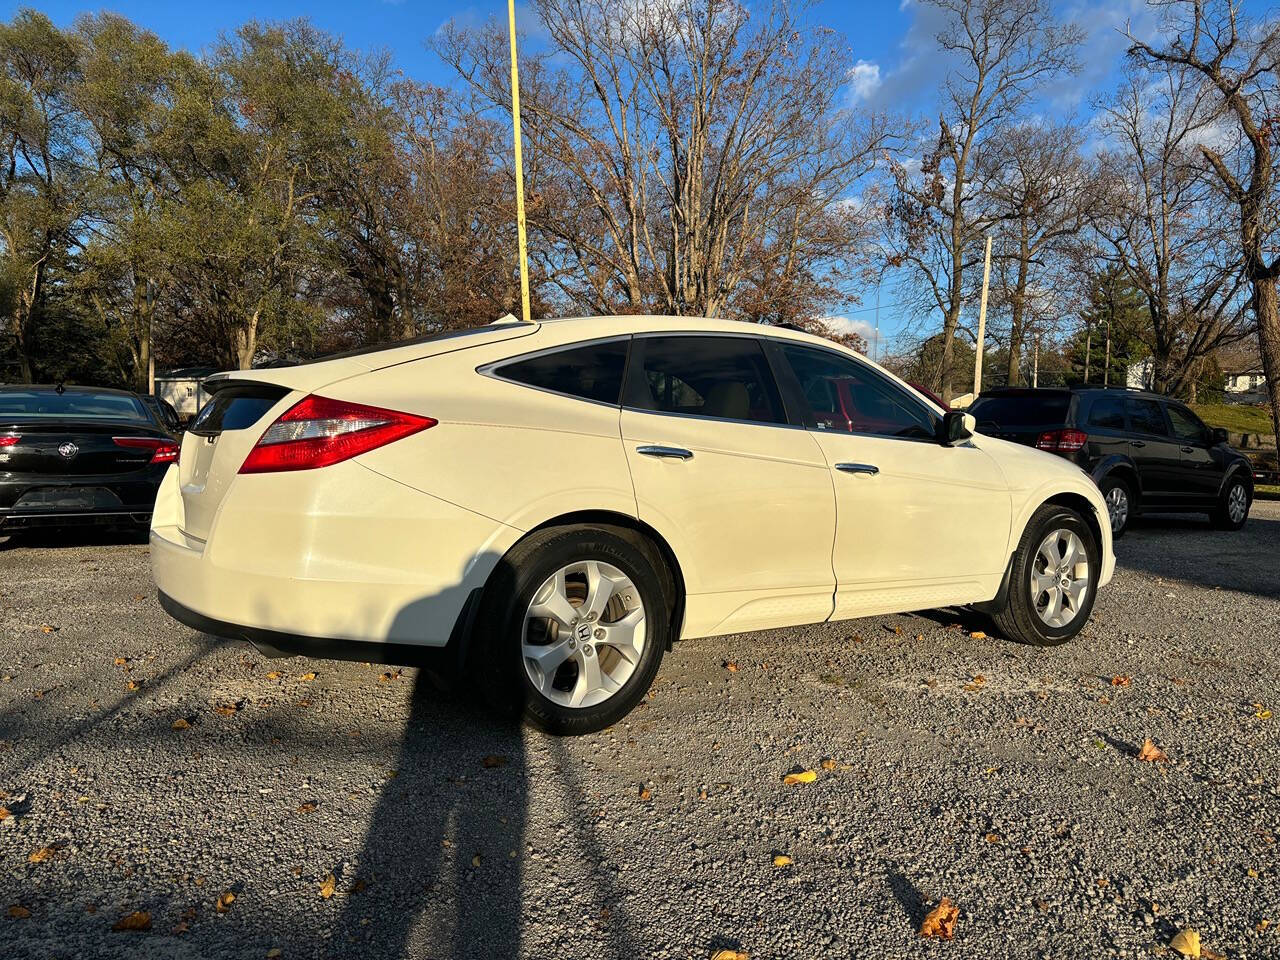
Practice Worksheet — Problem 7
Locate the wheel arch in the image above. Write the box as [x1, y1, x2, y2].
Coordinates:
[1218, 458, 1255, 499]
[1093, 457, 1142, 510]
[1042, 491, 1105, 557]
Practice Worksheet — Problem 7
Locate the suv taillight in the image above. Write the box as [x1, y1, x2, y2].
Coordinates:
[239, 395, 436, 474]
[1036, 428, 1088, 453]
[113, 436, 180, 464]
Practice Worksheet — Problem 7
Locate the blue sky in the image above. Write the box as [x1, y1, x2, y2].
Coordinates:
[5, 0, 1268, 346]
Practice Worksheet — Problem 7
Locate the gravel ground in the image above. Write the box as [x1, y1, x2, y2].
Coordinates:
[1, 504, 1279, 960]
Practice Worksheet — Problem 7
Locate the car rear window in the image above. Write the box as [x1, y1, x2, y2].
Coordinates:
[969, 393, 1070, 427]
[0, 389, 148, 421]
[494, 339, 629, 405]
[188, 384, 289, 436]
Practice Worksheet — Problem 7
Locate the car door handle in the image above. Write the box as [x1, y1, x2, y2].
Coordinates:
[1180, 446, 1195, 453]
[636, 445, 694, 461]
[835, 462, 879, 476]
[1130, 440, 1146, 448]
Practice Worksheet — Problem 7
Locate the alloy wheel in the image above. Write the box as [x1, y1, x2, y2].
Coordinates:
[1227, 483, 1247, 525]
[1030, 529, 1090, 629]
[522, 560, 647, 709]
[1104, 486, 1129, 533]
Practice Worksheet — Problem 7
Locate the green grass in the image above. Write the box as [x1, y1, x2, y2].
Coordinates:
[1190, 402, 1276, 439]
[1257, 484, 1280, 500]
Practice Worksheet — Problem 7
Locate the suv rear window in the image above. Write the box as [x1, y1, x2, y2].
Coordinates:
[969, 393, 1070, 427]
[494, 339, 629, 405]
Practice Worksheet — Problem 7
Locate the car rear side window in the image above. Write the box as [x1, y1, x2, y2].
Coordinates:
[626, 336, 784, 425]
[1087, 397, 1126, 430]
[779, 343, 937, 439]
[1125, 398, 1169, 436]
[495, 339, 629, 405]
[189, 385, 289, 436]
[968, 393, 1071, 427]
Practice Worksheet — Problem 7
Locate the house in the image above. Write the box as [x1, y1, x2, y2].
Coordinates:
[154, 366, 220, 423]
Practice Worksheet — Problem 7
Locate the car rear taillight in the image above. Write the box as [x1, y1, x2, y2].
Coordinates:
[113, 436, 180, 464]
[0, 435, 18, 447]
[1036, 428, 1088, 453]
[239, 395, 436, 474]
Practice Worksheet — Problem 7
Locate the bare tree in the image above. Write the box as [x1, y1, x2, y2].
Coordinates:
[979, 121, 1098, 385]
[883, 0, 1083, 402]
[435, 0, 884, 321]
[1128, 0, 1280, 440]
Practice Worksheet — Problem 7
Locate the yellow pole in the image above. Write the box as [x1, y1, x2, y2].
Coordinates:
[508, 0, 532, 323]
[973, 234, 992, 395]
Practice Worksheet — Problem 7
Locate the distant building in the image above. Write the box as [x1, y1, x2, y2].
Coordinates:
[154, 367, 220, 423]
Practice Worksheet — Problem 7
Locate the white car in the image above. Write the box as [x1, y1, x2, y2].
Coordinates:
[152, 316, 1114, 733]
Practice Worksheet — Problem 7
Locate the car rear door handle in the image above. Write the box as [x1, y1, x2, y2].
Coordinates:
[1180, 445, 1195, 453]
[835, 462, 879, 476]
[1130, 440, 1146, 448]
[636, 445, 694, 461]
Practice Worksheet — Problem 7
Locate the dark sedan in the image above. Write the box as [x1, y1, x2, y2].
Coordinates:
[0, 385, 178, 533]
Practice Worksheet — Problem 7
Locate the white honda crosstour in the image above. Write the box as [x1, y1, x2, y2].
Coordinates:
[152, 316, 1114, 734]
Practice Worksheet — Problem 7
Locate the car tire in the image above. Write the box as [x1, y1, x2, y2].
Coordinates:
[991, 503, 1100, 647]
[1210, 475, 1251, 531]
[1097, 474, 1132, 540]
[475, 525, 669, 735]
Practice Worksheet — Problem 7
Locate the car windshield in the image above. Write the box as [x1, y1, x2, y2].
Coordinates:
[970, 393, 1070, 427]
[0, 389, 149, 422]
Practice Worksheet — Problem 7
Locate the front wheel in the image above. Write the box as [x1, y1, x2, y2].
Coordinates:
[1210, 476, 1250, 530]
[475, 526, 669, 735]
[991, 504, 1100, 647]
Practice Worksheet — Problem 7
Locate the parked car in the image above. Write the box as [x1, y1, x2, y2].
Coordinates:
[968, 386, 1254, 537]
[152, 316, 1114, 734]
[141, 394, 183, 433]
[0, 385, 179, 534]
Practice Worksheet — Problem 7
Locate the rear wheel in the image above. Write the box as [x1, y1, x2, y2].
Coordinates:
[1211, 475, 1250, 530]
[992, 504, 1100, 647]
[476, 526, 668, 735]
[1098, 474, 1132, 539]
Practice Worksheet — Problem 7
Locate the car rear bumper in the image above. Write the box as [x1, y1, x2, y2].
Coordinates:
[0, 469, 163, 527]
[149, 460, 519, 650]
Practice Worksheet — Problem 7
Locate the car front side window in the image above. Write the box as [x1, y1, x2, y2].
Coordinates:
[1125, 398, 1169, 437]
[625, 335, 785, 425]
[1167, 404, 1209, 445]
[778, 343, 937, 440]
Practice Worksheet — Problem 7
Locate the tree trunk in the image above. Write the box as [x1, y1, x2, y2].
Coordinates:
[1253, 274, 1280, 445]
[235, 311, 259, 370]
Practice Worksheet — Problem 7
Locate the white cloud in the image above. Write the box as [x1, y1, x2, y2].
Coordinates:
[849, 60, 882, 102]
[822, 314, 882, 353]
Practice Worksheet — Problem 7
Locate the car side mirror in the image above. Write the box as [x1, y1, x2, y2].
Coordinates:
[940, 410, 975, 446]
[1211, 426, 1228, 445]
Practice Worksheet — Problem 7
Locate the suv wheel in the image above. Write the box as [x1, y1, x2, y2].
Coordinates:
[1098, 475, 1132, 539]
[476, 526, 668, 735]
[1211, 476, 1250, 531]
[991, 504, 1100, 647]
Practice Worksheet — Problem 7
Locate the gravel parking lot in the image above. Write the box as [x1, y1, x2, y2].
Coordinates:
[2, 503, 1279, 960]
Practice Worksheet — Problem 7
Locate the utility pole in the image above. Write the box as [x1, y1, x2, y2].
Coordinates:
[1102, 319, 1112, 387]
[1084, 323, 1092, 385]
[146, 278, 155, 395]
[972, 235, 992, 394]
[873, 286, 880, 364]
[507, 0, 532, 323]
[1032, 334, 1039, 388]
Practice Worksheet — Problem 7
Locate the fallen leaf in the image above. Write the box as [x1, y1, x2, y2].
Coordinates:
[215, 892, 235, 913]
[40, 625, 58, 634]
[820, 758, 837, 771]
[267, 950, 283, 959]
[171, 718, 190, 730]
[985, 833, 1001, 844]
[724, 661, 739, 673]
[298, 672, 317, 682]
[471, 854, 482, 867]
[8, 905, 30, 918]
[1256, 708, 1272, 720]
[265, 671, 281, 680]
[1137, 738, 1168, 763]
[638, 786, 652, 801]
[919, 897, 959, 939]
[379, 669, 401, 682]
[319, 875, 336, 899]
[773, 854, 793, 867]
[172, 920, 189, 935]
[894, 624, 903, 635]
[711, 951, 749, 960]
[297, 802, 317, 814]
[296, 699, 312, 708]
[112, 911, 152, 932]
[482, 755, 508, 769]
[1170, 928, 1201, 958]
[114, 657, 128, 666]
[28, 844, 60, 864]
[0, 806, 10, 821]
[213, 704, 239, 716]
[1111, 675, 1132, 687]
[125, 680, 139, 691]
[782, 770, 817, 786]
[969, 630, 986, 639]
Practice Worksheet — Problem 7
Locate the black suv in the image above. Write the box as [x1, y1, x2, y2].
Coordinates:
[968, 387, 1253, 537]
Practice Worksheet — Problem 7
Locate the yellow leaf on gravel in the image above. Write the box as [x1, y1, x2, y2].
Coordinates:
[28, 844, 59, 863]
[773, 855, 793, 867]
[711, 951, 748, 960]
[1256, 707, 1272, 720]
[216, 892, 235, 913]
[125, 680, 138, 691]
[724, 661, 739, 672]
[782, 770, 817, 786]
[298, 672, 317, 682]
[0, 806, 10, 821]
[638, 786, 652, 801]
[113, 657, 128, 666]
[1111, 675, 1132, 687]
[379, 669, 401, 682]
[1137, 738, 1168, 763]
[985, 833, 1001, 844]
[267, 950, 283, 958]
[969, 631, 986, 639]
[40, 625, 58, 633]
[319, 874, 336, 899]
[820, 759, 837, 771]
[213, 704, 238, 716]
[171, 718, 190, 730]
[112, 911, 152, 932]
[265, 671, 281, 680]
[8, 905, 31, 918]
[919, 897, 959, 939]
[297, 802, 317, 814]
[1170, 928, 1201, 957]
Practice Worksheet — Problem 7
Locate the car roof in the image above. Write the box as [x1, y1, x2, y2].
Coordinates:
[977, 385, 1170, 402]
